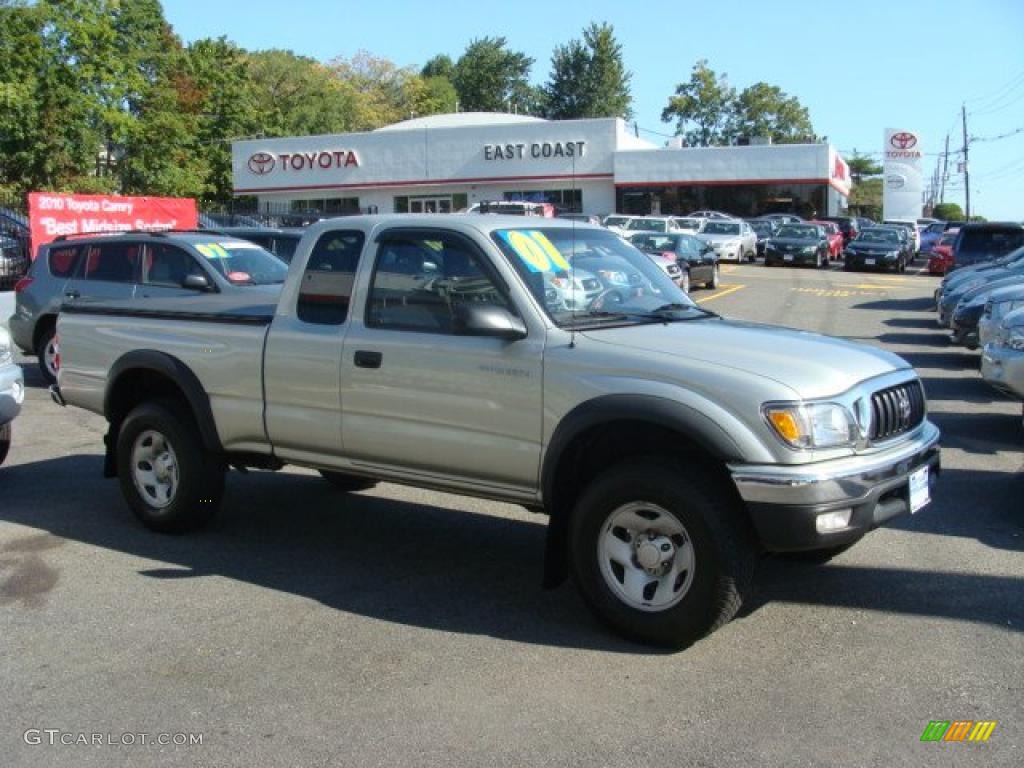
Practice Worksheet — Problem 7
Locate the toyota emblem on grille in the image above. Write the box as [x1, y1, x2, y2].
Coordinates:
[247, 152, 276, 175]
[890, 132, 918, 150]
[897, 390, 912, 421]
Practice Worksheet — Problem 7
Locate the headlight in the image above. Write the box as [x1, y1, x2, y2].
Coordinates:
[0, 327, 12, 366]
[763, 402, 857, 449]
[1008, 329, 1024, 351]
[887, 250, 900, 259]
[800, 246, 816, 255]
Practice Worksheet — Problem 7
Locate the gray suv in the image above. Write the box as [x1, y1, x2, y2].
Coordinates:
[8, 230, 287, 383]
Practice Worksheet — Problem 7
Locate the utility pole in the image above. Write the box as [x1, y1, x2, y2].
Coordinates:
[961, 104, 971, 219]
[940, 133, 950, 203]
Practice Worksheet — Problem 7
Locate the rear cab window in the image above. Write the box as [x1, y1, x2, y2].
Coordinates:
[297, 230, 365, 325]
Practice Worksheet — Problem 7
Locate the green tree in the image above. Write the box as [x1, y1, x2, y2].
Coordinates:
[245, 49, 357, 137]
[727, 82, 815, 144]
[847, 152, 883, 183]
[848, 177, 882, 221]
[932, 202, 964, 220]
[661, 60, 736, 146]
[544, 22, 632, 120]
[421, 54, 454, 81]
[452, 37, 534, 113]
[329, 51, 432, 130]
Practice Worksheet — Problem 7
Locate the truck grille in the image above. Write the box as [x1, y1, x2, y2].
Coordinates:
[869, 381, 925, 441]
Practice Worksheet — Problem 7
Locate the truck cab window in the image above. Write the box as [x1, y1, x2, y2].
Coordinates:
[298, 230, 365, 325]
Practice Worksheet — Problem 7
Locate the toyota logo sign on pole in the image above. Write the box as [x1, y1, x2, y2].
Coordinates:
[883, 128, 923, 221]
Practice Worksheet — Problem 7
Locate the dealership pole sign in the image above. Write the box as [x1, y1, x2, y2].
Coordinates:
[27, 193, 198, 254]
[883, 128, 923, 220]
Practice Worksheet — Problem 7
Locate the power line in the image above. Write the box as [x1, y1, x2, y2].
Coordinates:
[971, 125, 1024, 143]
[970, 88, 1024, 117]
[965, 69, 1024, 107]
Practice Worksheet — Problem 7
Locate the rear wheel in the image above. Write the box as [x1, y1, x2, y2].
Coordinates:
[569, 459, 755, 648]
[35, 325, 58, 385]
[117, 400, 224, 533]
[318, 471, 378, 492]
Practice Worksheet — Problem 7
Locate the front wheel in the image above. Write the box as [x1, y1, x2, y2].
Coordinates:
[706, 265, 720, 289]
[0, 423, 10, 466]
[35, 326, 58, 385]
[569, 460, 755, 648]
[117, 400, 224, 533]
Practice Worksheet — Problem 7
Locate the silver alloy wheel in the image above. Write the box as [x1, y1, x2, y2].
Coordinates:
[131, 429, 179, 509]
[43, 337, 58, 379]
[711, 265, 720, 288]
[597, 501, 696, 612]
[681, 272, 690, 294]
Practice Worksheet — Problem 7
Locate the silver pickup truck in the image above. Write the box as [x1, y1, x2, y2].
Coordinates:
[53, 215, 940, 648]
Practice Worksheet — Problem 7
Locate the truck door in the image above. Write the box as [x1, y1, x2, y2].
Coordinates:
[263, 228, 366, 460]
[339, 228, 544, 490]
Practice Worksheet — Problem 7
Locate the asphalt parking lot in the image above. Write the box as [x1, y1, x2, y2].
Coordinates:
[1, 260, 1022, 768]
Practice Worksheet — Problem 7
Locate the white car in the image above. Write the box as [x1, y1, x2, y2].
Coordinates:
[697, 219, 758, 262]
[883, 219, 922, 252]
[602, 215, 684, 236]
[688, 210, 736, 220]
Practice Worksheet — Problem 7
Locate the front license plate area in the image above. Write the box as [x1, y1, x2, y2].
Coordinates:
[865, 258, 876, 265]
[783, 254, 794, 261]
[909, 465, 930, 513]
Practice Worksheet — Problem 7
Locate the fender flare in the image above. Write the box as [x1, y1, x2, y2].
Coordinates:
[540, 394, 746, 588]
[104, 350, 223, 454]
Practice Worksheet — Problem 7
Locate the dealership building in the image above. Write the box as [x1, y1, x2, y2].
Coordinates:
[231, 113, 851, 219]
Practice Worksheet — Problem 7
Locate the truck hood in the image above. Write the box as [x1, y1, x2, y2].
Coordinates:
[580, 318, 910, 399]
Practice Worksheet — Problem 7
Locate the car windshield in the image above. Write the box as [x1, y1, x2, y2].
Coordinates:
[492, 227, 706, 329]
[191, 239, 288, 285]
[629, 234, 680, 252]
[748, 222, 773, 235]
[702, 222, 740, 235]
[775, 225, 817, 240]
[674, 218, 702, 231]
[625, 218, 667, 232]
[858, 230, 900, 244]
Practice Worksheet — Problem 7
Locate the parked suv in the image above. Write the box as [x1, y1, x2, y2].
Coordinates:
[0, 325, 24, 466]
[8, 230, 288, 383]
[952, 222, 1024, 271]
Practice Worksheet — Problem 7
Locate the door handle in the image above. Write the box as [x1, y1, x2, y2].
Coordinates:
[64, 290, 80, 299]
[354, 350, 382, 369]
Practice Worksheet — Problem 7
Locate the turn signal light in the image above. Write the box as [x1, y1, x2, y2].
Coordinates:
[767, 410, 801, 443]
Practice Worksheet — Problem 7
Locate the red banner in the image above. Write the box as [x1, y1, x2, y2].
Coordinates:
[27, 193, 198, 257]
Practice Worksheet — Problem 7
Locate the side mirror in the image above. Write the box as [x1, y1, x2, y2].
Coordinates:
[182, 273, 212, 291]
[453, 304, 527, 341]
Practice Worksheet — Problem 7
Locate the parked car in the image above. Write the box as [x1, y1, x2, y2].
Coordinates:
[808, 221, 843, 260]
[687, 210, 736, 220]
[623, 216, 688, 234]
[981, 306, 1024, 404]
[643, 251, 686, 289]
[211, 227, 304, 264]
[763, 224, 830, 268]
[952, 222, 1024, 270]
[883, 219, 922, 253]
[628, 232, 720, 292]
[844, 227, 911, 273]
[0, 325, 24, 467]
[1, 234, 28, 287]
[52, 213, 940, 649]
[601, 214, 635, 235]
[819, 216, 860, 245]
[557, 213, 602, 226]
[919, 222, 947, 254]
[697, 219, 757, 262]
[8, 230, 288, 383]
[671, 217, 706, 234]
[756, 213, 804, 225]
[938, 254, 1024, 328]
[951, 275, 1024, 349]
[935, 245, 1024, 312]
[927, 230, 959, 275]
[469, 201, 555, 217]
[855, 216, 877, 232]
[979, 284, 1024, 348]
[745, 219, 777, 256]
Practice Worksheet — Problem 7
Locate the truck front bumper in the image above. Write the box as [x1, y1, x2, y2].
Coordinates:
[728, 421, 941, 552]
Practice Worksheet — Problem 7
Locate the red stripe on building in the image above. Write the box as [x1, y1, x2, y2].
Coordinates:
[235, 172, 614, 195]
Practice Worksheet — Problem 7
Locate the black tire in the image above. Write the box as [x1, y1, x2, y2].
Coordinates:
[778, 537, 862, 564]
[318, 470, 378, 492]
[35, 324, 58, 385]
[706, 265, 720, 290]
[116, 400, 224, 533]
[0, 424, 10, 466]
[569, 459, 756, 648]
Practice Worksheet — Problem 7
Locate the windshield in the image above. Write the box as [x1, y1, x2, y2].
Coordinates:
[191, 240, 288, 285]
[491, 227, 706, 329]
[748, 222, 773, 235]
[674, 218, 702, 231]
[857, 229, 900, 244]
[775, 225, 818, 240]
[625, 218, 667, 232]
[702, 221, 740, 235]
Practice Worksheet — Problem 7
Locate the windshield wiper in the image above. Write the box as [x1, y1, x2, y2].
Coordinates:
[647, 302, 719, 319]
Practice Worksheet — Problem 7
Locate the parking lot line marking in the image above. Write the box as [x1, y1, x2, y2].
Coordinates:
[696, 284, 745, 303]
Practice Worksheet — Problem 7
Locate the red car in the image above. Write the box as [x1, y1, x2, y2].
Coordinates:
[928, 230, 959, 275]
[809, 220, 843, 260]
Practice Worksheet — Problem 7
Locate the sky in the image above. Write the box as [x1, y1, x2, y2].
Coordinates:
[162, 0, 1024, 220]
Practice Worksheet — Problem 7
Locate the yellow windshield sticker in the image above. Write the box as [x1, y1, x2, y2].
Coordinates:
[196, 243, 230, 259]
[497, 230, 569, 273]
